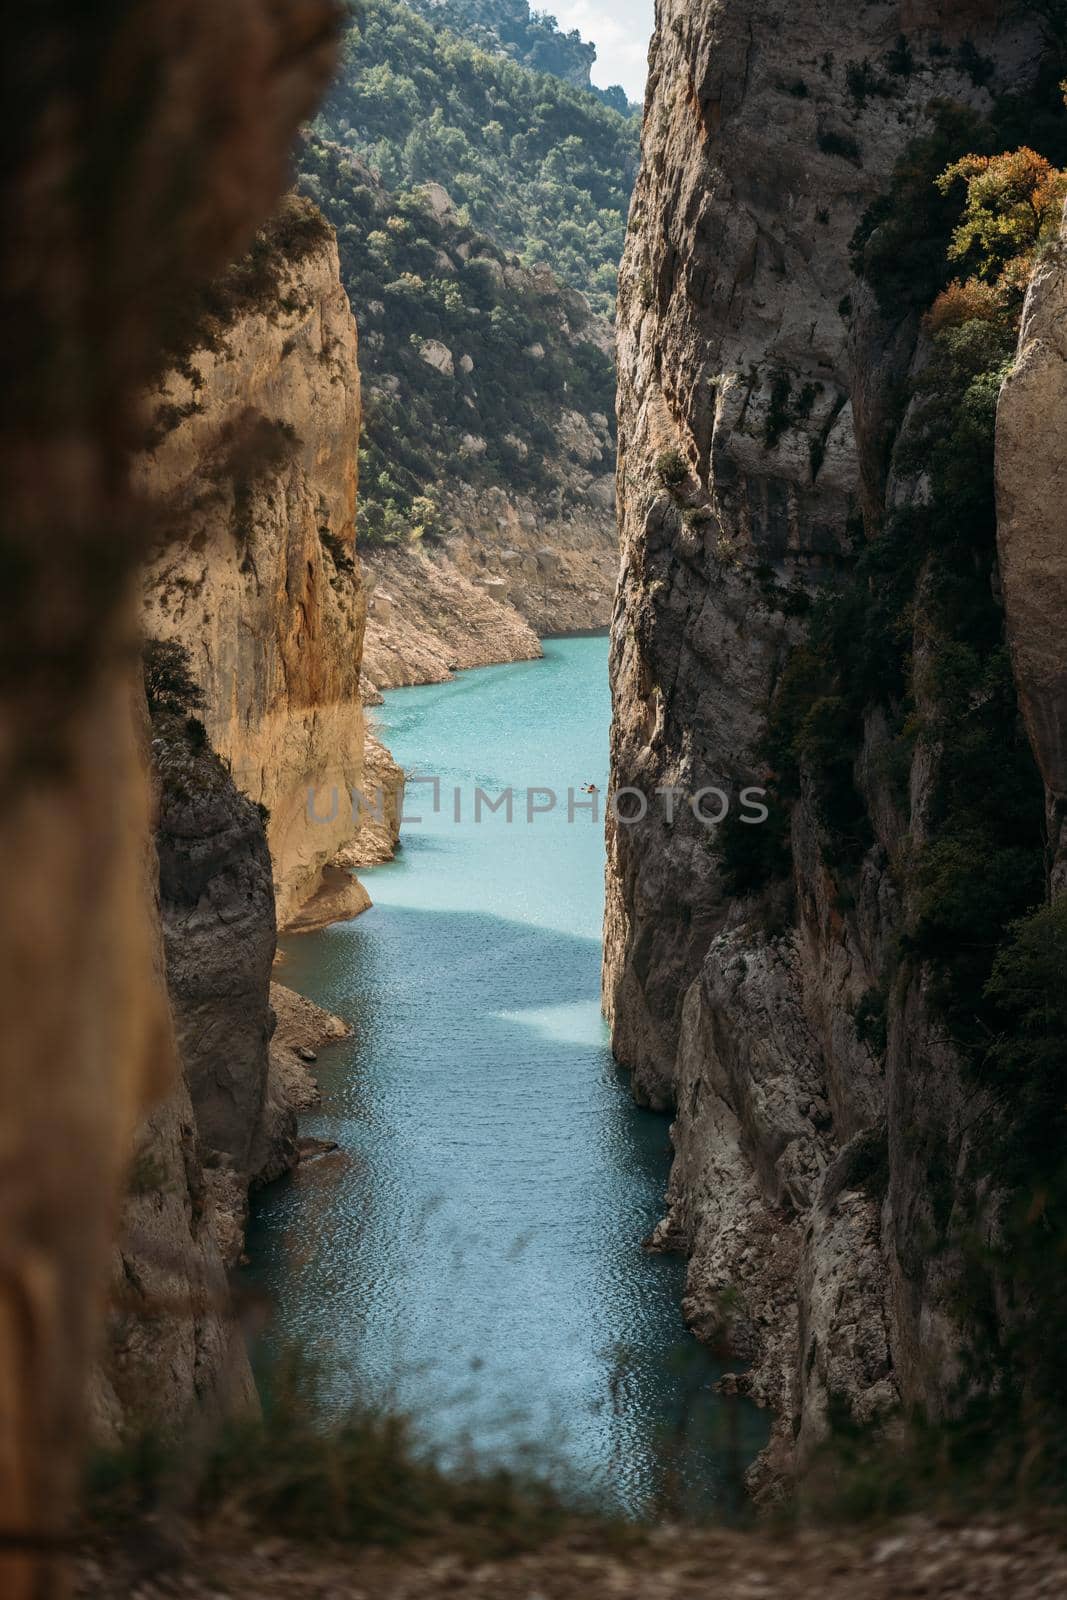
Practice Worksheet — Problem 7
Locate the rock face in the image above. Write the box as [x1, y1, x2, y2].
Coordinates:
[442, 468, 619, 638]
[996, 204, 1067, 895]
[94, 708, 354, 1439]
[360, 543, 543, 694]
[606, 0, 1046, 1488]
[0, 4, 342, 1590]
[138, 197, 375, 929]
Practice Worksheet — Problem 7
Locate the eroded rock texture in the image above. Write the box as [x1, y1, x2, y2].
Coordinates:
[997, 203, 1067, 894]
[138, 203, 374, 929]
[0, 5, 341, 1593]
[606, 0, 1046, 1488]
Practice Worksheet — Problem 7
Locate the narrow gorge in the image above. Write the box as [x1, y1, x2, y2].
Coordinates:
[607, 0, 1067, 1495]
[9, 2, 1067, 1594]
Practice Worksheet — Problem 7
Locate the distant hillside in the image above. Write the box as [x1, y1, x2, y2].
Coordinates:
[404, 0, 637, 113]
[313, 0, 639, 314]
[297, 132, 616, 548]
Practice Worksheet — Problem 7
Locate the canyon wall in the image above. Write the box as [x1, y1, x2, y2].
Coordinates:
[606, 0, 1052, 1489]
[996, 203, 1067, 896]
[137, 196, 382, 929]
[97, 202, 397, 1436]
[90, 707, 262, 1442]
[94, 703, 352, 1440]
[0, 4, 343, 1591]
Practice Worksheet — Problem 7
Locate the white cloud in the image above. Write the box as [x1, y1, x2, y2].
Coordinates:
[548, 0, 655, 102]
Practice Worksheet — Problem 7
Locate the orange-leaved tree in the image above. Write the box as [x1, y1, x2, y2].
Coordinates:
[927, 146, 1066, 331]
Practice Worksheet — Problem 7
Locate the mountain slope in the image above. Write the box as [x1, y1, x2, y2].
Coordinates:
[404, 0, 637, 111]
[313, 0, 638, 312]
[297, 135, 619, 637]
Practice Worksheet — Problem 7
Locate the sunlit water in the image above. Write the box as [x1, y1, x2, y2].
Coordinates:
[245, 635, 768, 1516]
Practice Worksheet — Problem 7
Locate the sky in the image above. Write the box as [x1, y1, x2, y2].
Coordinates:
[549, 0, 655, 103]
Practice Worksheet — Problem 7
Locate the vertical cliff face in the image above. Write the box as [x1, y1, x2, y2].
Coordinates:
[996, 205, 1067, 895]
[91, 755, 260, 1435]
[0, 4, 343, 1586]
[608, 0, 1036, 1100]
[97, 209, 388, 1437]
[137, 197, 375, 929]
[607, 0, 1049, 1487]
[94, 706, 343, 1440]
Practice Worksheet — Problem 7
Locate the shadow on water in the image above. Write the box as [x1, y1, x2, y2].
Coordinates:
[247, 900, 769, 1519]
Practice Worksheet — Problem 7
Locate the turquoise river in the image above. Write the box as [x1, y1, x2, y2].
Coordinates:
[247, 634, 767, 1516]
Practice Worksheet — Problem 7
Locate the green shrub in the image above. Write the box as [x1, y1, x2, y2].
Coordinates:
[885, 35, 914, 77]
[715, 800, 792, 898]
[143, 639, 205, 720]
[314, 0, 638, 318]
[654, 448, 688, 488]
[763, 371, 793, 448]
[87, 1349, 623, 1555]
[845, 59, 895, 109]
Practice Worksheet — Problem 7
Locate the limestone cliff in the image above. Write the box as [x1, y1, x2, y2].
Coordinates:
[137, 196, 383, 929]
[94, 695, 354, 1440]
[606, 0, 1055, 1490]
[360, 543, 543, 695]
[0, 4, 343, 1587]
[100, 201, 393, 1436]
[996, 203, 1067, 895]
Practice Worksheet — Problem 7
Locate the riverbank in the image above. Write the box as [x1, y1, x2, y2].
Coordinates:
[360, 536, 616, 698]
[361, 543, 542, 696]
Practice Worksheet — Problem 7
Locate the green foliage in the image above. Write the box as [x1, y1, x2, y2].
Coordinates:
[853, 989, 888, 1056]
[955, 39, 995, 88]
[315, 0, 639, 316]
[219, 415, 301, 545]
[984, 899, 1067, 1177]
[654, 448, 688, 488]
[715, 801, 792, 899]
[763, 371, 793, 449]
[762, 373, 822, 450]
[850, 103, 992, 315]
[143, 639, 206, 720]
[158, 195, 332, 372]
[936, 146, 1067, 289]
[768, 81, 1066, 906]
[845, 59, 895, 109]
[852, 76, 1067, 318]
[404, 0, 638, 115]
[782, 79, 1067, 1475]
[847, 1124, 891, 1202]
[297, 133, 616, 544]
[87, 1349, 622, 1555]
[885, 35, 914, 78]
[285, 0, 633, 548]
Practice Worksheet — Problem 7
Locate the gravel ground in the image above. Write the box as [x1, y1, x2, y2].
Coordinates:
[74, 1518, 1067, 1599]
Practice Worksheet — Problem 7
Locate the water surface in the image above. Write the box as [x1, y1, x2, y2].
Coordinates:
[247, 636, 767, 1515]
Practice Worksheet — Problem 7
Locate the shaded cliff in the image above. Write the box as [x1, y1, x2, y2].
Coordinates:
[100, 206, 393, 1434]
[607, 0, 1066, 1492]
[94, 669, 354, 1440]
[996, 202, 1067, 894]
[0, 4, 343, 1588]
[137, 195, 385, 930]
